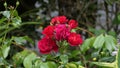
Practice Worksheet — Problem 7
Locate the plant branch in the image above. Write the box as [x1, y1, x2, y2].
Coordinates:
[0, 22, 42, 37]
[76, 27, 95, 37]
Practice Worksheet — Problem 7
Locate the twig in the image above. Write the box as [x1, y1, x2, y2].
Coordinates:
[12, 42, 26, 50]
[76, 27, 95, 37]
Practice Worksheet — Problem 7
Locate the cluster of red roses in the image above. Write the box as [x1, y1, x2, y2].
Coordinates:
[38, 16, 83, 54]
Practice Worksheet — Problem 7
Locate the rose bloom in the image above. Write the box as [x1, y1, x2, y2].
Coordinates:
[38, 37, 58, 54]
[55, 24, 70, 41]
[68, 19, 78, 29]
[68, 33, 83, 46]
[50, 16, 68, 25]
[42, 25, 54, 38]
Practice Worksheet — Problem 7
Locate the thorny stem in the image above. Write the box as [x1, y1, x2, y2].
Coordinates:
[79, 47, 87, 68]
[1, 12, 11, 58]
[76, 27, 95, 37]
[12, 42, 25, 50]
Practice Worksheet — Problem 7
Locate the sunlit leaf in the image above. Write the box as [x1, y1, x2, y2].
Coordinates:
[23, 53, 37, 68]
[105, 35, 117, 53]
[93, 34, 105, 49]
[46, 62, 57, 68]
[91, 62, 114, 68]
[117, 47, 120, 68]
[13, 36, 26, 45]
[60, 54, 68, 64]
[34, 58, 42, 68]
[12, 16, 22, 27]
[78, 65, 85, 68]
[81, 37, 95, 52]
[12, 50, 30, 66]
[40, 63, 49, 68]
[2, 11, 10, 19]
[0, 45, 10, 58]
[65, 63, 77, 68]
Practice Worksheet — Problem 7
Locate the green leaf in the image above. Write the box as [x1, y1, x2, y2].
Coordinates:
[99, 57, 115, 62]
[60, 54, 68, 64]
[112, 14, 120, 24]
[23, 53, 37, 68]
[0, 45, 10, 58]
[40, 63, 49, 68]
[2, 11, 10, 19]
[12, 50, 30, 66]
[24, 36, 34, 45]
[13, 36, 26, 45]
[108, 31, 117, 38]
[78, 65, 85, 68]
[12, 16, 22, 27]
[91, 51, 99, 58]
[34, 58, 42, 68]
[65, 63, 77, 68]
[0, 57, 4, 65]
[105, 0, 114, 5]
[118, 14, 120, 21]
[105, 35, 117, 53]
[88, 27, 106, 36]
[13, 36, 34, 45]
[117, 47, 120, 68]
[91, 62, 114, 68]
[81, 37, 95, 52]
[93, 34, 105, 49]
[46, 62, 57, 68]
[70, 50, 80, 58]
[10, 10, 18, 16]
[0, 25, 8, 30]
[0, 17, 7, 24]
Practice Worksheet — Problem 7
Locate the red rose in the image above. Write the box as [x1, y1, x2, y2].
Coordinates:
[50, 16, 68, 25]
[38, 37, 58, 54]
[68, 33, 83, 46]
[68, 19, 78, 29]
[55, 24, 70, 41]
[42, 25, 55, 38]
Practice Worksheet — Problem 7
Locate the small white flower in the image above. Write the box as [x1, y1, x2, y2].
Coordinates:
[111, 51, 118, 56]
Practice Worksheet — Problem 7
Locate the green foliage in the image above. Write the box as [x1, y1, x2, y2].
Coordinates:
[65, 63, 77, 68]
[81, 37, 95, 52]
[91, 62, 115, 68]
[91, 45, 120, 68]
[1, 11, 10, 19]
[13, 36, 34, 45]
[104, 35, 117, 53]
[60, 54, 68, 64]
[81, 34, 117, 53]
[23, 53, 37, 68]
[93, 34, 105, 49]
[116, 47, 120, 68]
[12, 50, 30, 66]
[0, 45, 10, 58]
